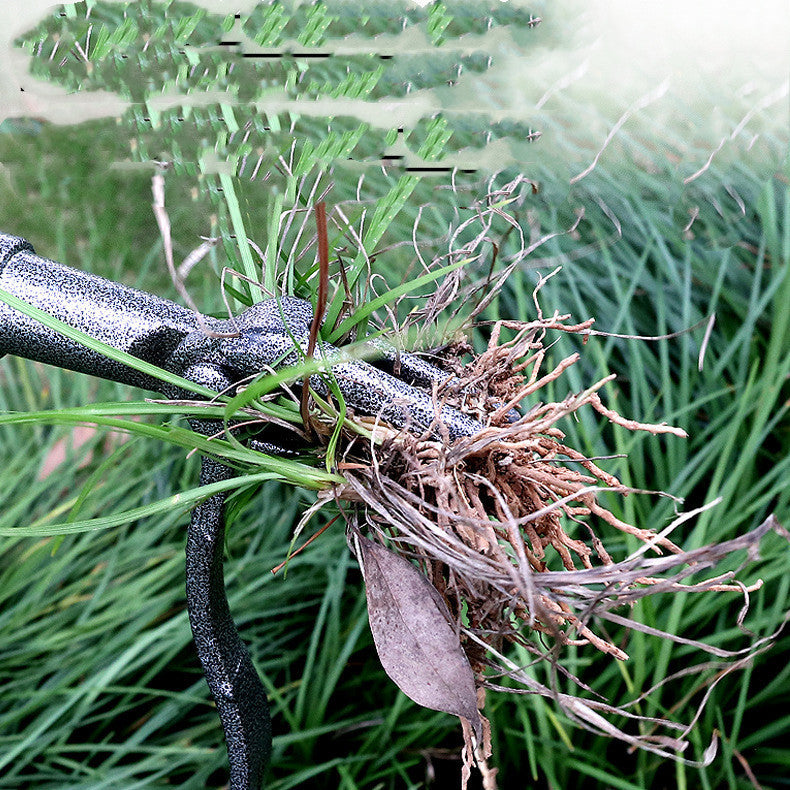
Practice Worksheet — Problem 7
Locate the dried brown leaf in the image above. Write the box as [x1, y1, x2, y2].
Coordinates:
[353, 533, 482, 739]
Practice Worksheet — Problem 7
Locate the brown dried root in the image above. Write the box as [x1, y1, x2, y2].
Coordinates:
[312, 308, 787, 765]
[272, 178, 784, 771]
[332, 312, 703, 657]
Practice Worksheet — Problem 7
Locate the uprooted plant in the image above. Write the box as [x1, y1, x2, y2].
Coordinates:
[155, 171, 787, 787]
[251, 178, 788, 788]
[303, 296, 783, 785]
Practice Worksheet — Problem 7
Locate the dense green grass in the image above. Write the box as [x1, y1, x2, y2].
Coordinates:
[1, 2, 788, 788]
[485, 170, 790, 790]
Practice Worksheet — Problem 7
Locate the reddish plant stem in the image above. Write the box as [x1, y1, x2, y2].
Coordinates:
[301, 201, 330, 433]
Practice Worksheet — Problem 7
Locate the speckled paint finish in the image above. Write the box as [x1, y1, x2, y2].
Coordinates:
[0, 233, 199, 390]
[0, 233, 481, 441]
[171, 295, 483, 441]
[186, 457, 271, 789]
[0, 232, 483, 789]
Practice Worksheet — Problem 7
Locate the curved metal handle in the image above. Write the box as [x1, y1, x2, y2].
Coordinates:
[186, 457, 272, 789]
[0, 233, 271, 787]
[0, 231, 490, 789]
[0, 232, 199, 389]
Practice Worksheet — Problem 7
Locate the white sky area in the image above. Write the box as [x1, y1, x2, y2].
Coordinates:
[597, 0, 788, 59]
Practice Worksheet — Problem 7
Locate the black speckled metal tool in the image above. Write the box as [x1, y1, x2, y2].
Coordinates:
[0, 232, 483, 789]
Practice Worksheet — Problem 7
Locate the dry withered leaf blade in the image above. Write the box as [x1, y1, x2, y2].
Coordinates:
[354, 533, 483, 739]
